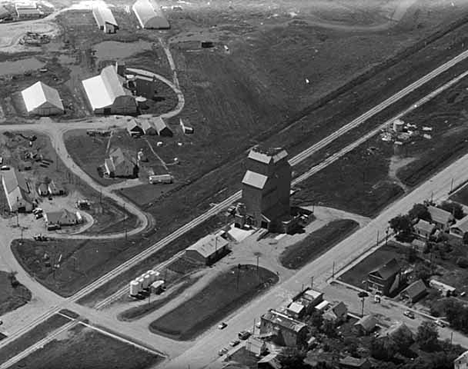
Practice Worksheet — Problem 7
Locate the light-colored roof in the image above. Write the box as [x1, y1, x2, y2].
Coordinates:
[153, 117, 168, 134]
[339, 356, 369, 368]
[429, 279, 456, 292]
[93, 5, 118, 27]
[140, 119, 156, 132]
[315, 300, 330, 310]
[258, 353, 281, 369]
[452, 216, 468, 233]
[454, 350, 468, 364]
[262, 309, 307, 333]
[2, 169, 28, 194]
[21, 81, 63, 113]
[248, 148, 288, 164]
[355, 315, 377, 331]
[127, 119, 142, 132]
[186, 233, 229, 259]
[287, 302, 304, 314]
[242, 170, 268, 189]
[82, 65, 132, 110]
[428, 205, 453, 225]
[414, 219, 435, 234]
[304, 289, 323, 301]
[132, 0, 169, 29]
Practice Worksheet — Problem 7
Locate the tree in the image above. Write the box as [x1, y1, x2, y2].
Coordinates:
[392, 323, 414, 354]
[278, 348, 310, 369]
[321, 319, 336, 337]
[309, 310, 323, 329]
[414, 262, 432, 283]
[389, 215, 413, 236]
[463, 232, 468, 245]
[416, 321, 439, 351]
[370, 336, 397, 361]
[439, 201, 464, 220]
[408, 203, 431, 222]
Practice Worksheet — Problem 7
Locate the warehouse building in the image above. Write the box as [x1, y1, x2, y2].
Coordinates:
[21, 82, 64, 116]
[237, 147, 295, 232]
[82, 65, 137, 115]
[185, 232, 229, 265]
[2, 169, 33, 213]
[15, 3, 42, 19]
[132, 0, 169, 29]
[93, 5, 119, 34]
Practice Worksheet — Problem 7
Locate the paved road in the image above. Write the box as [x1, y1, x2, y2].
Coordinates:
[164, 149, 468, 369]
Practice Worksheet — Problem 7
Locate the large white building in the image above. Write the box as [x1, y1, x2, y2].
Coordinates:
[2, 169, 33, 213]
[132, 0, 169, 29]
[82, 65, 137, 115]
[93, 5, 118, 33]
[21, 81, 64, 116]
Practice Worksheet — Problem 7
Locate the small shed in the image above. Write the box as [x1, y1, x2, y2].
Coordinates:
[127, 119, 143, 137]
[153, 117, 173, 137]
[140, 119, 157, 135]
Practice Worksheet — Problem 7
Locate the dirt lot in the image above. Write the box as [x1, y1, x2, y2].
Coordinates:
[0, 314, 69, 365]
[13, 323, 163, 369]
[0, 271, 31, 316]
[149, 264, 278, 341]
[338, 242, 411, 289]
[280, 219, 359, 269]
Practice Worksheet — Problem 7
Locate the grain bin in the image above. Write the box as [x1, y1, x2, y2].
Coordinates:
[143, 273, 151, 289]
[393, 119, 405, 132]
[136, 96, 147, 110]
[129, 280, 140, 296]
[148, 270, 159, 283]
[137, 277, 145, 290]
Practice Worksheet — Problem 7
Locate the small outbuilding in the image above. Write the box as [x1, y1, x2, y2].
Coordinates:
[127, 119, 144, 137]
[185, 233, 229, 265]
[132, 0, 170, 29]
[21, 82, 64, 116]
[153, 117, 173, 137]
[140, 119, 157, 135]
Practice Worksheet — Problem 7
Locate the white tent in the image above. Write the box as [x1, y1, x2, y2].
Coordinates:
[21, 81, 64, 116]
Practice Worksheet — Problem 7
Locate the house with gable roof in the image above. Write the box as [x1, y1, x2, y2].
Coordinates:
[367, 258, 401, 296]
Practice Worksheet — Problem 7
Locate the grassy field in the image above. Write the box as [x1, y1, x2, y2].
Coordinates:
[118, 274, 202, 322]
[149, 265, 278, 341]
[451, 183, 468, 206]
[280, 219, 359, 270]
[0, 271, 31, 316]
[338, 242, 410, 289]
[0, 314, 69, 364]
[13, 324, 163, 369]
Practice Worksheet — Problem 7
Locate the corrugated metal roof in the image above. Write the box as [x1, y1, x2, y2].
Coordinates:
[21, 82, 63, 113]
[93, 5, 118, 27]
[132, 0, 169, 29]
[242, 170, 267, 189]
[186, 234, 229, 258]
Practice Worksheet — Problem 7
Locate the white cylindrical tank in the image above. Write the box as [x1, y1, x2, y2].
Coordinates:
[130, 280, 140, 296]
[393, 119, 405, 132]
[143, 273, 151, 289]
[148, 270, 157, 283]
[137, 277, 144, 291]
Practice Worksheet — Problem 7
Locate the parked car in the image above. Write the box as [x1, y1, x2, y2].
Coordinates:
[238, 330, 251, 340]
[0, 165, 10, 170]
[218, 322, 227, 330]
[218, 348, 228, 356]
[404, 310, 415, 319]
[229, 340, 240, 347]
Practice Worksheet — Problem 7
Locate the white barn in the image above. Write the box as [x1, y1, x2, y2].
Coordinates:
[21, 82, 64, 116]
[93, 5, 118, 33]
[82, 65, 137, 115]
[132, 0, 169, 29]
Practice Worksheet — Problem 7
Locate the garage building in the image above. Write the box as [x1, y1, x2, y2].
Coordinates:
[21, 81, 64, 116]
[132, 0, 169, 29]
[185, 233, 229, 265]
[93, 5, 119, 34]
[2, 169, 33, 213]
[82, 65, 137, 115]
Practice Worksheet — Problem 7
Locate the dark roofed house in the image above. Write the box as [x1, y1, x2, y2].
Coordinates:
[367, 258, 401, 296]
[260, 309, 308, 347]
[339, 356, 371, 369]
[401, 279, 427, 303]
[354, 315, 377, 335]
[428, 205, 454, 231]
[103, 148, 138, 178]
[323, 301, 348, 323]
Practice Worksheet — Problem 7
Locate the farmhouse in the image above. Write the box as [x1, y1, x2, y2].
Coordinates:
[132, 0, 170, 29]
[185, 233, 229, 265]
[127, 119, 143, 137]
[259, 309, 308, 347]
[44, 209, 81, 229]
[451, 217, 468, 238]
[103, 148, 138, 178]
[401, 279, 427, 303]
[82, 65, 137, 115]
[428, 205, 454, 231]
[21, 82, 64, 116]
[0, 6, 11, 19]
[414, 219, 435, 240]
[93, 5, 118, 34]
[238, 147, 293, 232]
[153, 117, 173, 136]
[367, 258, 401, 296]
[2, 169, 33, 213]
[140, 119, 157, 135]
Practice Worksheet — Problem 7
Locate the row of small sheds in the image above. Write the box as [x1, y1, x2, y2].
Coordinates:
[129, 269, 164, 296]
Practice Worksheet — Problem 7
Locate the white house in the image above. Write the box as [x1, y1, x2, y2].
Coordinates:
[2, 169, 33, 213]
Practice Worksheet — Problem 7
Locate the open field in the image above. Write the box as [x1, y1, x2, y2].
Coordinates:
[77, 214, 225, 305]
[451, 183, 468, 206]
[149, 265, 278, 341]
[118, 274, 202, 322]
[0, 314, 69, 365]
[0, 271, 31, 316]
[279, 219, 359, 270]
[338, 242, 410, 289]
[13, 323, 163, 369]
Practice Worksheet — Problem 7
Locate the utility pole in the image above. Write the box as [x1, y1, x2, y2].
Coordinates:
[310, 276, 314, 289]
[332, 262, 335, 279]
[450, 178, 454, 193]
[376, 230, 379, 246]
[123, 203, 127, 240]
[256, 255, 259, 277]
